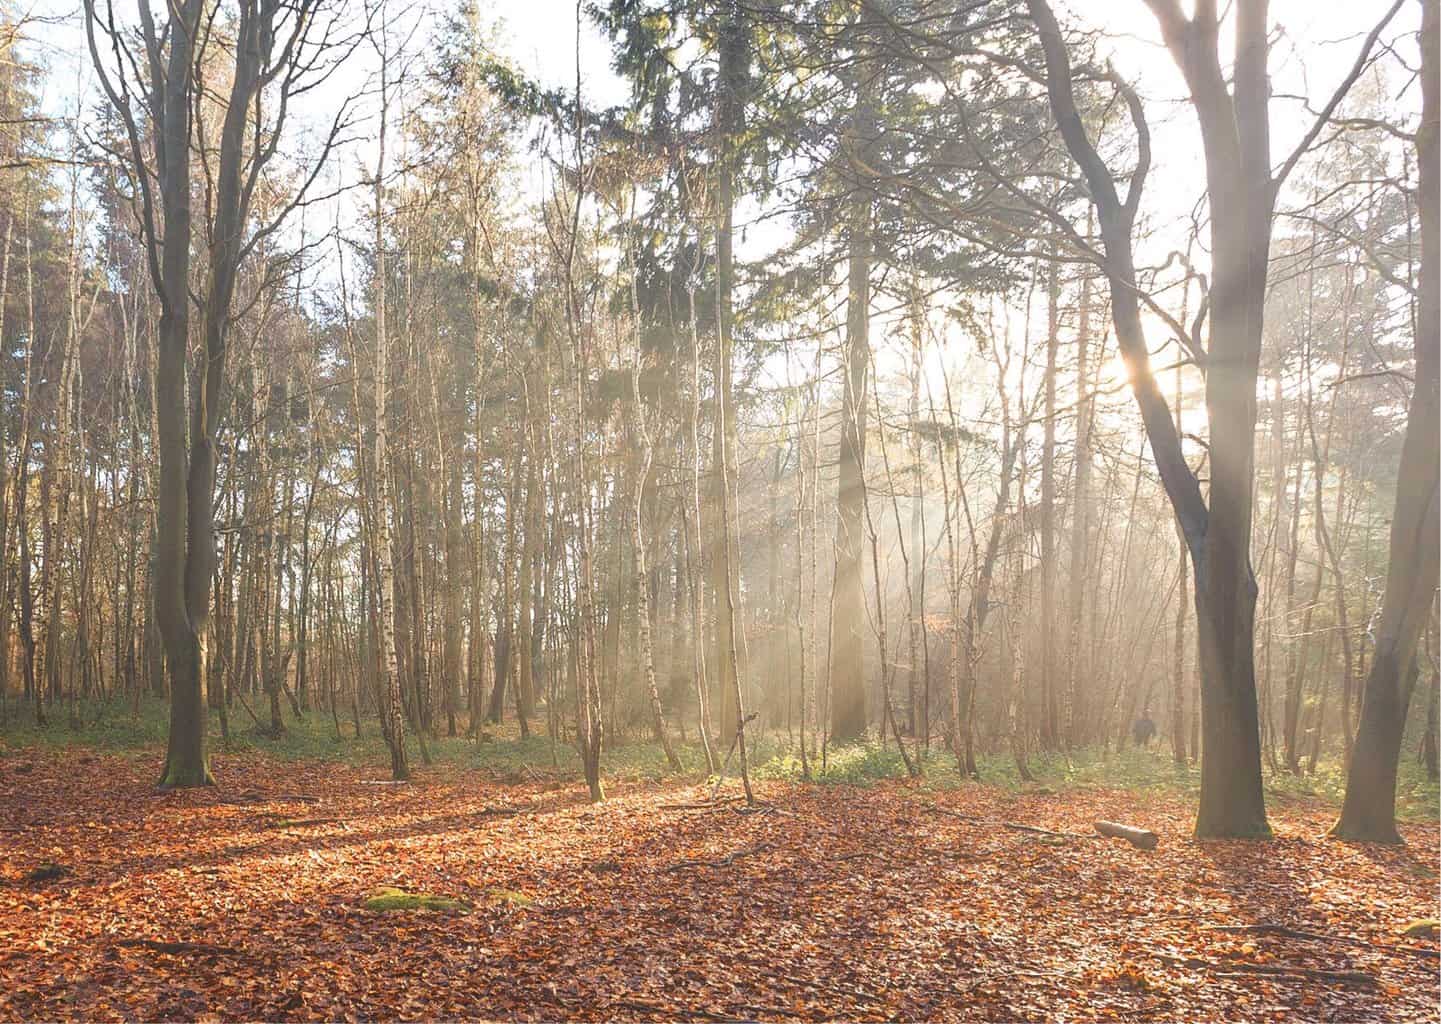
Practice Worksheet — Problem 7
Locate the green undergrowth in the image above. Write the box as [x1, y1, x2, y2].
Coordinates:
[754, 740, 1438, 820]
[0, 696, 172, 755]
[2, 697, 1435, 819]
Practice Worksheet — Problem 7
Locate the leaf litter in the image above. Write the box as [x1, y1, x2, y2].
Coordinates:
[0, 750, 1436, 1021]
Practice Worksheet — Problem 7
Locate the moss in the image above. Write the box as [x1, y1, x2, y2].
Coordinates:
[361, 887, 472, 914]
[1401, 919, 1439, 939]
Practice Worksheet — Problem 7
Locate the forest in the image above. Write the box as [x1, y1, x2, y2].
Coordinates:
[0, 0, 1437, 1019]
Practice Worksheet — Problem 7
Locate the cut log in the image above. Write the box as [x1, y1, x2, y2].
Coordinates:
[1094, 820, 1159, 850]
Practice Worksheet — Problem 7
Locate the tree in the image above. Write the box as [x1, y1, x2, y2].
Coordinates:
[830, 57, 876, 745]
[1333, 0, 1440, 844]
[1026, 0, 1402, 837]
[85, 0, 346, 787]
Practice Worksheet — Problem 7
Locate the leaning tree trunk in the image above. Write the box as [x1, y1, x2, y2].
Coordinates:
[1333, 0, 1441, 843]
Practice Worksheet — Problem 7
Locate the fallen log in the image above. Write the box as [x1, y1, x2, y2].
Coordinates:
[1094, 820, 1159, 850]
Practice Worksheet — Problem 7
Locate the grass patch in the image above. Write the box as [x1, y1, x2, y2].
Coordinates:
[0, 697, 169, 756]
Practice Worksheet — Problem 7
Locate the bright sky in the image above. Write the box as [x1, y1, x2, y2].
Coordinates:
[29, 0, 1419, 254]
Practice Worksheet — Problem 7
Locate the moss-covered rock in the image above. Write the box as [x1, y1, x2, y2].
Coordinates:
[361, 887, 472, 914]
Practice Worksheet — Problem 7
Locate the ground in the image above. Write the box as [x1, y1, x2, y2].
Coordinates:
[0, 740, 1437, 1022]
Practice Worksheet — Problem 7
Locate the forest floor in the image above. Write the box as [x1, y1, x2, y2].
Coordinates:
[0, 736, 1438, 1021]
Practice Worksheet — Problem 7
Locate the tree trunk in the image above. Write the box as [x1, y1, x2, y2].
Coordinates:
[1039, 252, 1060, 751]
[830, 63, 874, 745]
[1333, 0, 1441, 842]
[709, 2, 746, 748]
[152, 0, 211, 789]
[372, 57, 408, 781]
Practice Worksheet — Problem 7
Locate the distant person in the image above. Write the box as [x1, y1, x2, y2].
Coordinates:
[1132, 709, 1157, 748]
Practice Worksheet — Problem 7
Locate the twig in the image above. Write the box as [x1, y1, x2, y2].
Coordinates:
[114, 938, 247, 957]
[732, 801, 790, 817]
[1202, 922, 1439, 961]
[1001, 822, 1091, 840]
[924, 803, 1091, 840]
[1212, 967, 1376, 987]
[765, 968, 890, 1006]
[606, 997, 752, 1021]
[224, 792, 320, 805]
[1146, 950, 1376, 987]
[659, 797, 745, 811]
[663, 842, 774, 873]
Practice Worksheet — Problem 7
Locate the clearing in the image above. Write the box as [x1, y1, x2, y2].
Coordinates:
[0, 749, 1437, 1021]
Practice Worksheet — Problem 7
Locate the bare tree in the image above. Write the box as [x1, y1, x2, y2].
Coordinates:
[85, 0, 352, 787]
[1026, 0, 1402, 837]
